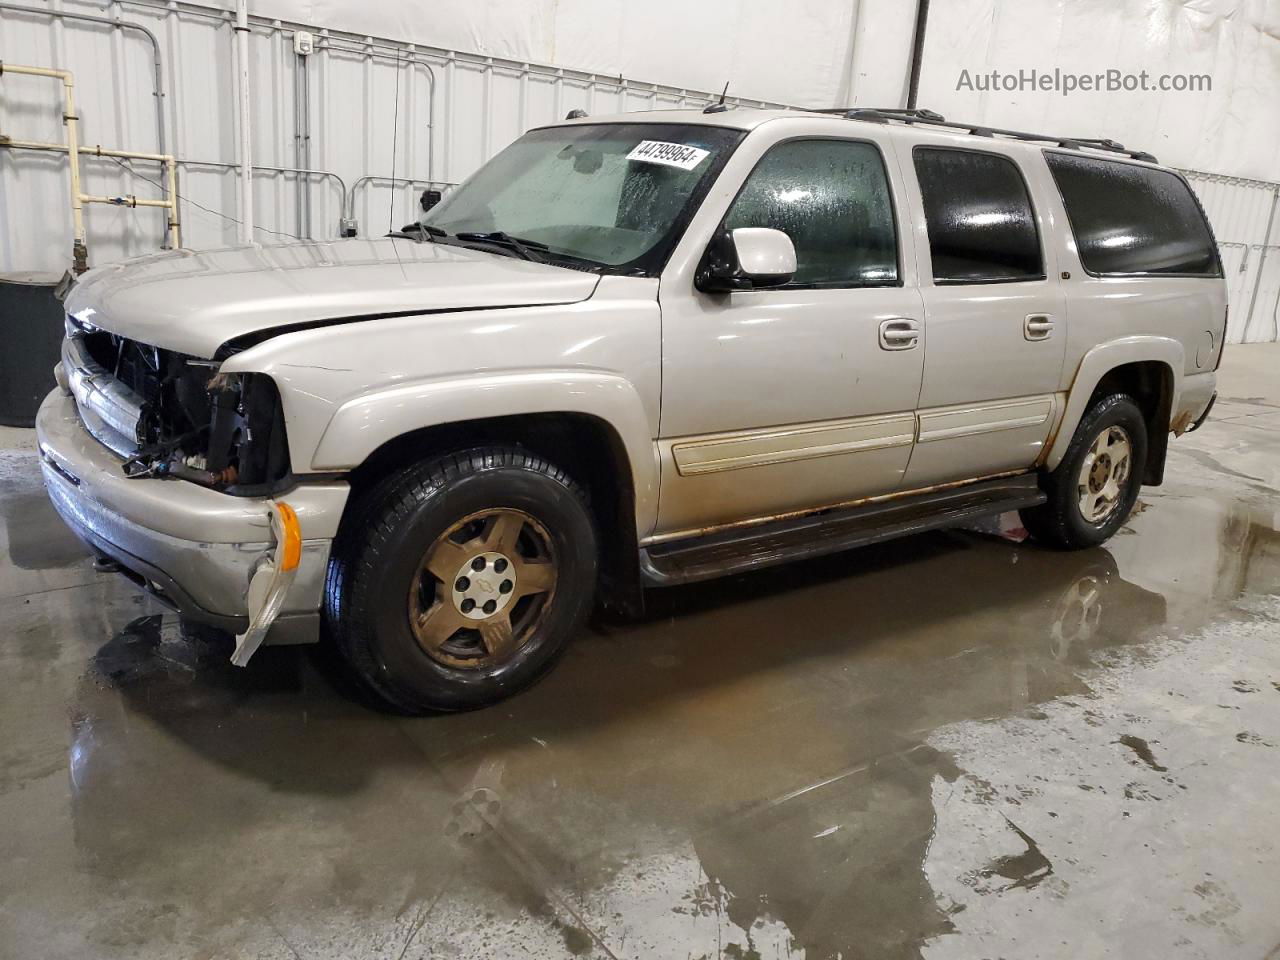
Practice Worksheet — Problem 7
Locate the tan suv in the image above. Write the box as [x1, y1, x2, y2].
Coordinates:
[38, 106, 1225, 711]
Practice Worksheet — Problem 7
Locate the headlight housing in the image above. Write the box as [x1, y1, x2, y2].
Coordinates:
[128, 365, 291, 493]
[200, 371, 292, 492]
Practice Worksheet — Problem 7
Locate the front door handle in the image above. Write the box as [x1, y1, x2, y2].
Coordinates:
[1024, 314, 1055, 341]
[879, 318, 920, 351]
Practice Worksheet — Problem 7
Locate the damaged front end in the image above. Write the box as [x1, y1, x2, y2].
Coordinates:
[65, 316, 291, 494]
[60, 315, 306, 663]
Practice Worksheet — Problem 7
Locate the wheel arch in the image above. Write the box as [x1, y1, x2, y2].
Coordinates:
[341, 409, 650, 617]
[1045, 337, 1183, 483]
[314, 369, 655, 506]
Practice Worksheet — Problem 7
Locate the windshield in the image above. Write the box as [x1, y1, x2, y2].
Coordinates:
[421, 122, 745, 275]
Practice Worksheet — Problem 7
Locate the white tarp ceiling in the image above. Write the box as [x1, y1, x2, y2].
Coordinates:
[259, 0, 866, 107]
[916, 0, 1280, 183]
[253, 0, 1278, 181]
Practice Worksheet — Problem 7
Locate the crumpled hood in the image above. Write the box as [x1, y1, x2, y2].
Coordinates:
[64, 238, 600, 357]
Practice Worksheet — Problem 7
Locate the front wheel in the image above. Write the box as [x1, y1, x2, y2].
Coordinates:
[1021, 394, 1148, 550]
[324, 447, 598, 713]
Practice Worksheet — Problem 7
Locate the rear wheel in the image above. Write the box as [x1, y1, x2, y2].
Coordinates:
[325, 447, 597, 713]
[1022, 393, 1147, 550]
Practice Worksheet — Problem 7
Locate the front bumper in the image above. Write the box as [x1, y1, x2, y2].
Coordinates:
[35, 389, 349, 645]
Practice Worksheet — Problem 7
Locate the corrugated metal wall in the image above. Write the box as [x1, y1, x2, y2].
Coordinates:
[0, 0, 787, 271]
[1, 0, 1276, 342]
[1180, 170, 1280, 344]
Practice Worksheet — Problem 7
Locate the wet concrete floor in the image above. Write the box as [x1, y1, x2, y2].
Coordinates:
[1, 345, 1278, 959]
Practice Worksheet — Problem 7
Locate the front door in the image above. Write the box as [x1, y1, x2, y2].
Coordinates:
[655, 129, 925, 538]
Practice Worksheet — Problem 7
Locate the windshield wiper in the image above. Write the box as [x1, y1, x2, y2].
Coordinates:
[388, 223, 448, 241]
[417, 227, 607, 271]
[453, 231, 549, 263]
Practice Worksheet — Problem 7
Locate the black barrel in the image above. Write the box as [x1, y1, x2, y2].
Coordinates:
[0, 273, 66, 427]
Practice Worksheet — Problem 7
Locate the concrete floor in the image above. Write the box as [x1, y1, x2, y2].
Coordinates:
[1, 346, 1278, 960]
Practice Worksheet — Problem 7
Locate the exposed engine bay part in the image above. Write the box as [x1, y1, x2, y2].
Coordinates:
[66, 315, 291, 494]
[231, 502, 302, 667]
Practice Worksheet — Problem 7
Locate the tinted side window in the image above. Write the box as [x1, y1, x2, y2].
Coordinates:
[1045, 153, 1222, 277]
[913, 147, 1044, 283]
[724, 139, 898, 287]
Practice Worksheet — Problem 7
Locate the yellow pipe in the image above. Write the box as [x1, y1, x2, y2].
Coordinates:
[3, 137, 171, 163]
[0, 63, 74, 80]
[1, 64, 85, 267]
[62, 73, 84, 266]
[0, 131, 183, 251]
[0, 64, 183, 264]
[164, 154, 181, 248]
[81, 194, 173, 208]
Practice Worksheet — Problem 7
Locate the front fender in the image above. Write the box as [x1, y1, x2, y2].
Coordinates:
[1044, 336, 1183, 471]
[310, 369, 660, 536]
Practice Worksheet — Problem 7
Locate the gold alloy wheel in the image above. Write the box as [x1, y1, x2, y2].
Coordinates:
[1076, 425, 1133, 524]
[408, 508, 558, 669]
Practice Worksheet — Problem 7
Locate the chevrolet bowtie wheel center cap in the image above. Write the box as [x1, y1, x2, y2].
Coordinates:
[451, 551, 516, 620]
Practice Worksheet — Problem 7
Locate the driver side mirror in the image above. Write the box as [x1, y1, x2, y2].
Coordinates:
[695, 227, 796, 293]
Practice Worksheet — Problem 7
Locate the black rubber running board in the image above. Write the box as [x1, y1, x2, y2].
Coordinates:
[639, 474, 1046, 587]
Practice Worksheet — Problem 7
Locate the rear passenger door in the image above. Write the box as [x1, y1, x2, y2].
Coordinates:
[895, 140, 1067, 488]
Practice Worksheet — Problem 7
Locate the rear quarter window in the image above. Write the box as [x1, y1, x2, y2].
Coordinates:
[1044, 153, 1222, 278]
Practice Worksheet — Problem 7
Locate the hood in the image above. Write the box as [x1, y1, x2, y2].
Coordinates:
[64, 238, 600, 357]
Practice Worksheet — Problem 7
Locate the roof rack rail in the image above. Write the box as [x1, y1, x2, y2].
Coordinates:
[814, 106, 947, 123]
[814, 106, 1158, 164]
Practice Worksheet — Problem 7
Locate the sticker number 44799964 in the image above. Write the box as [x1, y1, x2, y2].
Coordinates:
[626, 140, 711, 171]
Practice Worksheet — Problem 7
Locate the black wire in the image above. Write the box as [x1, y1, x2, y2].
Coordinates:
[388, 50, 402, 233]
[106, 156, 302, 242]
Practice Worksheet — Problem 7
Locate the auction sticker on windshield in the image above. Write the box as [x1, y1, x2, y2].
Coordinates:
[626, 140, 711, 171]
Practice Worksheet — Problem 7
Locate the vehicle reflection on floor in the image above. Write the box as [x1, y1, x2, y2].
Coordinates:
[60, 527, 1176, 958]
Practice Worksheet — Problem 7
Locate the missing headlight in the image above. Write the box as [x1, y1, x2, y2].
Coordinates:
[123, 367, 291, 494]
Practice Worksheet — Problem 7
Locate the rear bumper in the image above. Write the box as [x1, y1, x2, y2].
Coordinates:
[1173, 371, 1217, 434]
[1186, 391, 1216, 433]
[35, 389, 349, 643]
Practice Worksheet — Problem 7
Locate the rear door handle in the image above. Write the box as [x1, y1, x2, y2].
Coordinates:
[1024, 314, 1055, 341]
[879, 318, 920, 351]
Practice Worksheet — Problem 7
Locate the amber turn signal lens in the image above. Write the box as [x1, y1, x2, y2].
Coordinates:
[274, 502, 302, 571]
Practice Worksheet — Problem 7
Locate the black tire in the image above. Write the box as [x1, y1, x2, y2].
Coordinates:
[1021, 393, 1148, 550]
[324, 447, 597, 713]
